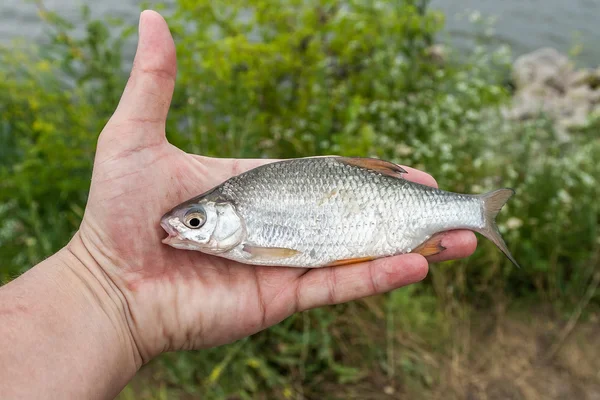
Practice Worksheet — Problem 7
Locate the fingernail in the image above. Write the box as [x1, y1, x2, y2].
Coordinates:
[139, 11, 145, 37]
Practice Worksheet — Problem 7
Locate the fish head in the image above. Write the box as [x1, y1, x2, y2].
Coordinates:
[160, 200, 245, 254]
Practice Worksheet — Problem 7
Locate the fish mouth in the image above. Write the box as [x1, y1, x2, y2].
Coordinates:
[160, 218, 202, 251]
[160, 217, 180, 244]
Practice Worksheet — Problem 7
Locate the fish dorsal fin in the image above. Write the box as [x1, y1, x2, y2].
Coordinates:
[336, 157, 407, 179]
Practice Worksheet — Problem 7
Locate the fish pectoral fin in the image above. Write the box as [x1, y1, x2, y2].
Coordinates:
[242, 245, 301, 260]
[326, 256, 376, 267]
[336, 157, 407, 179]
[412, 235, 446, 257]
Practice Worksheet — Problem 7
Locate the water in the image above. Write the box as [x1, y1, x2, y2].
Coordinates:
[1, 0, 599, 66]
[0, 0, 143, 41]
[430, 0, 600, 66]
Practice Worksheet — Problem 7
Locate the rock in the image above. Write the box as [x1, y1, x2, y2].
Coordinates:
[507, 47, 600, 136]
[590, 89, 600, 103]
[512, 47, 573, 92]
[567, 68, 595, 87]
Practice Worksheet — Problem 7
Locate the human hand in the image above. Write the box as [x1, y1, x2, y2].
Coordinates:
[70, 10, 477, 366]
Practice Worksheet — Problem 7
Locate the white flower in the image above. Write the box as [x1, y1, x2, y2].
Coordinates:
[506, 217, 523, 229]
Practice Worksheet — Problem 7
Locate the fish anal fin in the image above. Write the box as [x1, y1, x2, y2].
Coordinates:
[413, 235, 446, 257]
[243, 245, 301, 260]
[326, 256, 376, 267]
[337, 157, 407, 179]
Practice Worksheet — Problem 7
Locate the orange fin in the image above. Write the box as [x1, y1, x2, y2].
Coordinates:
[243, 245, 301, 260]
[326, 256, 376, 267]
[413, 235, 446, 257]
[336, 157, 407, 179]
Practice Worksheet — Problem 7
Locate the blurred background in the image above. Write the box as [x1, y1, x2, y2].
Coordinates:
[0, 0, 599, 399]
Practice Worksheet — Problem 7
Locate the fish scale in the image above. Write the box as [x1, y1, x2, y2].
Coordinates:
[218, 158, 479, 266]
[161, 156, 520, 268]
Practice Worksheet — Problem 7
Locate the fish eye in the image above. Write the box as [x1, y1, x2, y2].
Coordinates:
[183, 208, 206, 229]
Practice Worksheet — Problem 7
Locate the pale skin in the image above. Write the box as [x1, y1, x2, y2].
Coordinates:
[0, 10, 477, 400]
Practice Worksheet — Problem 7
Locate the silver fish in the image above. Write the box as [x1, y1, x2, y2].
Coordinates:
[160, 157, 520, 268]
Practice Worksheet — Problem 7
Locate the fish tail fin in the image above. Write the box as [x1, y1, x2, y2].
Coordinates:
[476, 188, 521, 269]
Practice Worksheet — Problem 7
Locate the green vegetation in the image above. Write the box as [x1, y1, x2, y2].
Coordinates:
[1, 0, 598, 398]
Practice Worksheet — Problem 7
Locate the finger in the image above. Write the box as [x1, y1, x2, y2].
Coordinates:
[425, 230, 478, 263]
[104, 10, 176, 145]
[295, 254, 428, 311]
[400, 166, 438, 188]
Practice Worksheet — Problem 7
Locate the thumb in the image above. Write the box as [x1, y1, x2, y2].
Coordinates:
[103, 10, 176, 147]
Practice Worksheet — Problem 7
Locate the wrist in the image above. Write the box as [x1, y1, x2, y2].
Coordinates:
[61, 232, 144, 370]
[0, 233, 141, 399]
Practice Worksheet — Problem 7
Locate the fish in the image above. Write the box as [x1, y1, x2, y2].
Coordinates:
[160, 156, 520, 268]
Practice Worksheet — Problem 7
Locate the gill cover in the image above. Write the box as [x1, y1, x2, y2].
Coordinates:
[209, 202, 246, 253]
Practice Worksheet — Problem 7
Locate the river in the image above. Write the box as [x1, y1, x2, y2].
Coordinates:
[1, 0, 599, 66]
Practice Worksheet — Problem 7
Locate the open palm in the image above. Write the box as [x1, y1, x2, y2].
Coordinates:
[73, 11, 476, 363]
